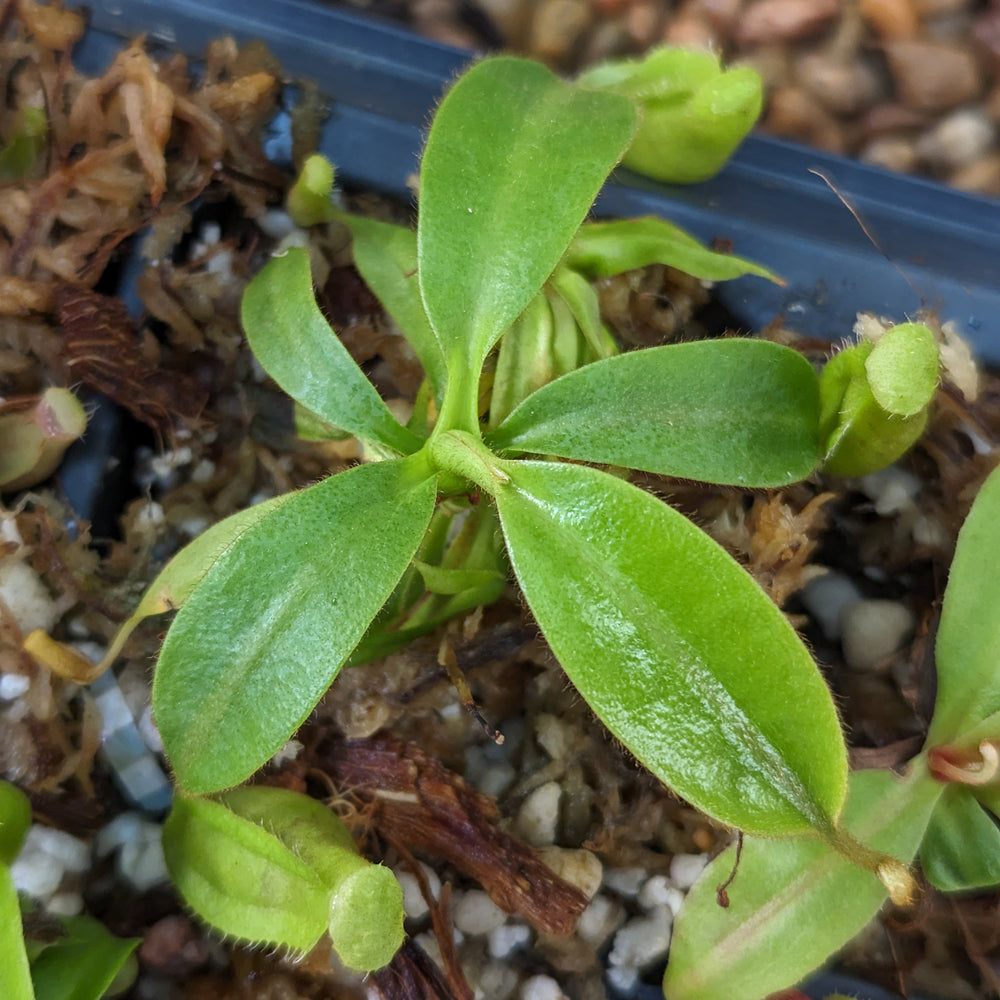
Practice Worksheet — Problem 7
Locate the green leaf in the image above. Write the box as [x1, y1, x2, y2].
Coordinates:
[548, 265, 617, 360]
[0, 781, 32, 865]
[412, 560, 504, 597]
[564, 217, 780, 284]
[489, 290, 556, 428]
[493, 460, 847, 836]
[920, 784, 1000, 892]
[418, 56, 637, 370]
[153, 457, 438, 792]
[162, 795, 329, 953]
[579, 48, 762, 184]
[338, 212, 447, 403]
[0, 107, 47, 181]
[0, 866, 33, 1000]
[29, 914, 138, 1000]
[488, 339, 819, 487]
[663, 766, 942, 1000]
[818, 341, 928, 478]
[928, 463, 1000, 744]
[220, 786, 405, 971]
[242, 248, 421, 455]
[865, 323, 939, 417]
[286, 153, 336, 227]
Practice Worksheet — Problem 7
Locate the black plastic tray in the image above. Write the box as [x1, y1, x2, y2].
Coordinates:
[71, 3, 973, 997]
[80, 0, 1000, 366]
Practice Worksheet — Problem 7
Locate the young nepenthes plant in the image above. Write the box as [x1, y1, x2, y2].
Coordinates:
[98, 52, 949, 974]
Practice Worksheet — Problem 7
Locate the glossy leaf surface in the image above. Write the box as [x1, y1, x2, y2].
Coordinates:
[489, 339, 819, 486]
[564, 217, 779, 283]
[1, 865, 32, 1000]
[920, 784, 1000, 892]
[494, 460, 847, 836]
[927, 463, 1000, 744]
[663, 767, 942, 1000]
[242, 248, 420, 454]
[418, 57, 636, 369]
[865, 322, 939, 417]
[154, 458, 438, 792]
[163, 795, 329, 953]
[339, 212, 447, 403]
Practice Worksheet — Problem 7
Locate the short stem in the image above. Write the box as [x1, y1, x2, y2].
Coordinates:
[825, 826, 918, 907]
[429, 430, 509, 496]
[431, 355, 483, 442]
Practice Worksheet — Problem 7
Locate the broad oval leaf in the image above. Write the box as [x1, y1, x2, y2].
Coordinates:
[0, 866, 32, 1000]
[339, 212, 447, 403]
[663, 766, 942, 1000]
[162, 795, 329, 953]
[564, 217, 780, 283]
[494, 460, 847, 836]
[242, 248, 421, 454]
[488, 339, 819, 487]
[920, 784, 1000, 893]
[928, 463, 1000, 745]
[153, 458, 438, 792]
[418, 56, 636, 369]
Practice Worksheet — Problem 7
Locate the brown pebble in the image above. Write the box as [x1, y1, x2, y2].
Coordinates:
[589, 0, 629, 15]
[858, 100, 931, 138]
[529, 0, 593, 65]
[580, 18, 630, 63]
[763, 85, 846, 152]
[796, 51, 887, 116]
[859, 132, 919, 172]
[625, 0, 664, 47]
[692, 0, 747, 32]
[949, 151, 1000, 194]
[884, 39, 983, 111]
[735, 0, 840, 47]
[915, 107, 996, 172]
[973, 9, 1000, 67]
[859, 0, 919, 40]
[139, 915, 211, 977]
[478, 0, 533, 45]
[663, 10, 718, 49]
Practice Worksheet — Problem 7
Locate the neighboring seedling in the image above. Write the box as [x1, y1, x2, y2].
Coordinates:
[662, 461, 1000, 1000]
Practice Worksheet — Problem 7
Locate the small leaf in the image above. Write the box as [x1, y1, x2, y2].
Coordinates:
[286, 154, 336, 227]
[818, 341, 928, 478]
[564, 217, 780, 284]
[220, 786, 405, 971]
[162, 795, 329, 953]
[338, 212, 447, 403]
[579, 48, 762, 185]
[0, 780, 32, 865]
[663, 766, 942, 1000]
[0, 866, 33, 1000]
[28, 914, 138, 1000]
[0, 107, 47, 181]
[548, 265, 616, 360]
[920, 785, 1000, 892]
[494, 460, 847, 836]
[418, 56, 636, 370]
[242, 248, 421, 455]
[412, 560, 504, 597]
[153, 457, 438, 792]
[488, 339, 819, 487]
[928, 463, 1000, 745]
[864, 322, 939, 417]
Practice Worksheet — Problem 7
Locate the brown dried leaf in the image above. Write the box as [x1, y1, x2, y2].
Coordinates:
[319, 734, 589, 936]
[56, 283, 205, 441]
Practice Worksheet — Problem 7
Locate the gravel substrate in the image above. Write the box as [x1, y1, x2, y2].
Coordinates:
[332, 0, 1000, 196]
